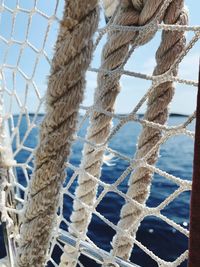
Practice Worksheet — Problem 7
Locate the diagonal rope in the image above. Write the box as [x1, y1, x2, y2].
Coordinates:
[60, 1, 180, 266]
[111, 0, 189, 260]
[16, 1, 99, 266]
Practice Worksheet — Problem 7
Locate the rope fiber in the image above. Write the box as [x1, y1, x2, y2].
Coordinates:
[0, 0, 199, 266]
[16, 1, 99, 266]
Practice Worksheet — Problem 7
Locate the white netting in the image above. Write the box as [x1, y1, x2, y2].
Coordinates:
[0, 0, 200, 267]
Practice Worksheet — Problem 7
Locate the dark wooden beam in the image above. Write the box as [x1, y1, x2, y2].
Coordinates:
[189, 61, 200, 266]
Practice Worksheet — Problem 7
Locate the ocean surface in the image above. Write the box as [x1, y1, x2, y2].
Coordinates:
[0, 115, 194, 267]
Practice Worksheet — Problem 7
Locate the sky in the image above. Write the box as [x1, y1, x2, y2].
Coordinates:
[0, 0, 199, 115]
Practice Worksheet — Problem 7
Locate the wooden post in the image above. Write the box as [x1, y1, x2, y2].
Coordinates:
[188, 62, 200, 266]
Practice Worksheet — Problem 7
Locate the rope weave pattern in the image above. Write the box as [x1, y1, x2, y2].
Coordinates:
[0, 85, 16, 234]
[16, 1, 99, 266]
[111, 0, 188, 260]
[0, 0, 199, 266]
[60, 1, 176, 266]
[60, 1, 140, 265]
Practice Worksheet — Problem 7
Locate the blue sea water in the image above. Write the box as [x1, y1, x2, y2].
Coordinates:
[0, 115, 194, 267]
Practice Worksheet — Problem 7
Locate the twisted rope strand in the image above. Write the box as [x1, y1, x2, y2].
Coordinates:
[16, 1, 99, 266]
[60, 0, 176, 266]
[111, 0, 188, 260]
[60, 2, 140, 266]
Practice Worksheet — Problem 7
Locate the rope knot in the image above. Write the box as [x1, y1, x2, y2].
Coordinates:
[134, 19, 159, 47]
[131, 158, 146, 169]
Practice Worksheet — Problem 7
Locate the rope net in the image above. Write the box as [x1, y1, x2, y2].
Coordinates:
[0, 0, 199, 266]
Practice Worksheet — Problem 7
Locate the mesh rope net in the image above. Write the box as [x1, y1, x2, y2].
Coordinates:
[0, 0, 200, 266]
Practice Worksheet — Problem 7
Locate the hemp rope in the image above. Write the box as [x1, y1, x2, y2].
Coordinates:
[111, 0, 188, 260]
[102, 0, 119, 18]
[60, 1, 174, 266]
[16, 1, 99, 266]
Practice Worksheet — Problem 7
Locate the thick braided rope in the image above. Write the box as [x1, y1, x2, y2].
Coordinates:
[60, 1, 171, 266]
[59, 3, 139, 266]
[16, 1, 99, 266]
[111, 0, 188, 260]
